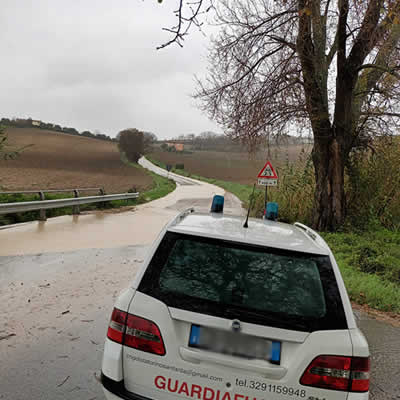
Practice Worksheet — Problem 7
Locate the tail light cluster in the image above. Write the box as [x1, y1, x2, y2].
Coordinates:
[300, 355, 370, 392]
[107, 308, 165, 356]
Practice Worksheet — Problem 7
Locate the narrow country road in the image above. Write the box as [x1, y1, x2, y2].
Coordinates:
[0, 158, 399, 400]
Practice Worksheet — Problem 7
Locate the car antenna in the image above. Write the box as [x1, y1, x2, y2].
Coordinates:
[243, 184, 256, 229]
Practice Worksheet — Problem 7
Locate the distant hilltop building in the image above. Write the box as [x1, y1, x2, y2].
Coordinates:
[167, 142, 184, 151]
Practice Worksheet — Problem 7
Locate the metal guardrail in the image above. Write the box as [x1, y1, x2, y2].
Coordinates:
[0, 188, 102, 195]
[0, 187, 107, 219]
[0, 192, 139, 220]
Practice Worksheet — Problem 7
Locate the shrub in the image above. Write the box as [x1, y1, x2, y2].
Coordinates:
[356, 245, 382, 274]
[346, 137, 400, 230]
[175, 163, 185, 170]
[117, 129, 144, 163]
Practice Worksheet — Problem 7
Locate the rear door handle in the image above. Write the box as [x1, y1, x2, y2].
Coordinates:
[179, 347, 287, 379]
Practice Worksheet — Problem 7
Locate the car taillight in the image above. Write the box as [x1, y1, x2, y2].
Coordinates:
[107, 308, 165, 356]
[300, 355, 370, 392]
[124, 314, 165, 355]
[350, 357, 370, 392]
[107, 308, 128, 343]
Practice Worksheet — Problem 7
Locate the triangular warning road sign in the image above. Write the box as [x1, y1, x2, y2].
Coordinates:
[257, 161, 278, 179]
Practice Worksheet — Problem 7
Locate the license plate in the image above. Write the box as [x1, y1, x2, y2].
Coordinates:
[189, 325, 281, 364]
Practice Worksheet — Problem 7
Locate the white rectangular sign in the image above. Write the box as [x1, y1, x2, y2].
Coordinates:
[258, 178, 278, 186]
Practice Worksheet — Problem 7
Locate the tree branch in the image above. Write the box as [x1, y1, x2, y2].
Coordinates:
[361, 112, 400, 118]
[357, 63, 400, 79]
[157, 0, 211, 49]
[353, 22, 400, 124]
[323, 0, 331, 18]
[327, 29, 338, 66]
[337, 0, 349, 67]
[347, 0, 385, 69]
[269, 35, 296, 51]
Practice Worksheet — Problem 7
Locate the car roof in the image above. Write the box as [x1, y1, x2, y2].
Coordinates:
[167, 212, 330, 255]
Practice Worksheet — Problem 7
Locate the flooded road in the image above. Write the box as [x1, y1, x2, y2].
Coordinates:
[0, 157, 243, 256]
[0, 157, 399, 399]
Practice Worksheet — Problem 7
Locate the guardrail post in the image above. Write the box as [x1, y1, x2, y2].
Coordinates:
[72, 190, 80, 215]
[99, 188, 106, 209]
[38, 191, 47, 221]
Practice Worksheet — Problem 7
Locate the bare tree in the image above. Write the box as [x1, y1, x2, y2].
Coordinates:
[162, 0, 400, 231]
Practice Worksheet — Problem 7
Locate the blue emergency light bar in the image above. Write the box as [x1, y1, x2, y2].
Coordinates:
[211, 195, 224, 213]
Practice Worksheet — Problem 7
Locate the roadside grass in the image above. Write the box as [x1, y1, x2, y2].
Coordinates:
[148, 156, 400, 313]
[0, 162, 175, 226]
[322, 231, 400, 312]
[336, 258, 400, 312]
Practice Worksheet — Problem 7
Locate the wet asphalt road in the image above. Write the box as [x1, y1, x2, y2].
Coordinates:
[1, 246, 400, 400]
[0, 246, 147, 400]
[356, 314, 400, 399]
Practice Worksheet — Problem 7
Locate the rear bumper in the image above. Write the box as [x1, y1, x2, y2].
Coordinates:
[101, 372, 153, 400]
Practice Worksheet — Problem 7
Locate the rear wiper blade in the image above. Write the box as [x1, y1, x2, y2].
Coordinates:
[224, 307, 311, 331]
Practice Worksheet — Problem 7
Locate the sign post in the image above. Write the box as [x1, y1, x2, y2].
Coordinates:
[166, 164, 172, 178]
[257, 161, 278, 209]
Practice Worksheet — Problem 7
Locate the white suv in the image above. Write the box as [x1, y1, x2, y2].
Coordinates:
[101, 199, 370, 400]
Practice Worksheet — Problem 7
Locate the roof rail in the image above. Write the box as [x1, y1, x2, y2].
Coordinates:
[294, 222, 329, 250]
[167, 207, 195, 229]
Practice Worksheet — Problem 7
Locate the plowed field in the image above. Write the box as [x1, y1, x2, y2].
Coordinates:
[0, 127, 152, 193]
[150, 145, 311, 185]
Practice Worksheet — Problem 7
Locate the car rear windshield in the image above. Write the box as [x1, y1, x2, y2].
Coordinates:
[138, 232, 347, 332]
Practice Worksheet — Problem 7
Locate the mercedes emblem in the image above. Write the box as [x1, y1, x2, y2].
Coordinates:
[231, 319, 241, 332]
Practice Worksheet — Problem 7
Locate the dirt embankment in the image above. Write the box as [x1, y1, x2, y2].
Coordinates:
[0, 128, 152, 193]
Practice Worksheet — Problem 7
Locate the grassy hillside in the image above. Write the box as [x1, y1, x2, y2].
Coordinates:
[0, 127, 152, 193]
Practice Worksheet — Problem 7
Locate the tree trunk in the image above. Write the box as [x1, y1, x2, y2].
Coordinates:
[312, 135, 347, 232]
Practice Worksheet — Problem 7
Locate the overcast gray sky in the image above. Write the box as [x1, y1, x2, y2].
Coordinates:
[0, 0, 219, 139]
